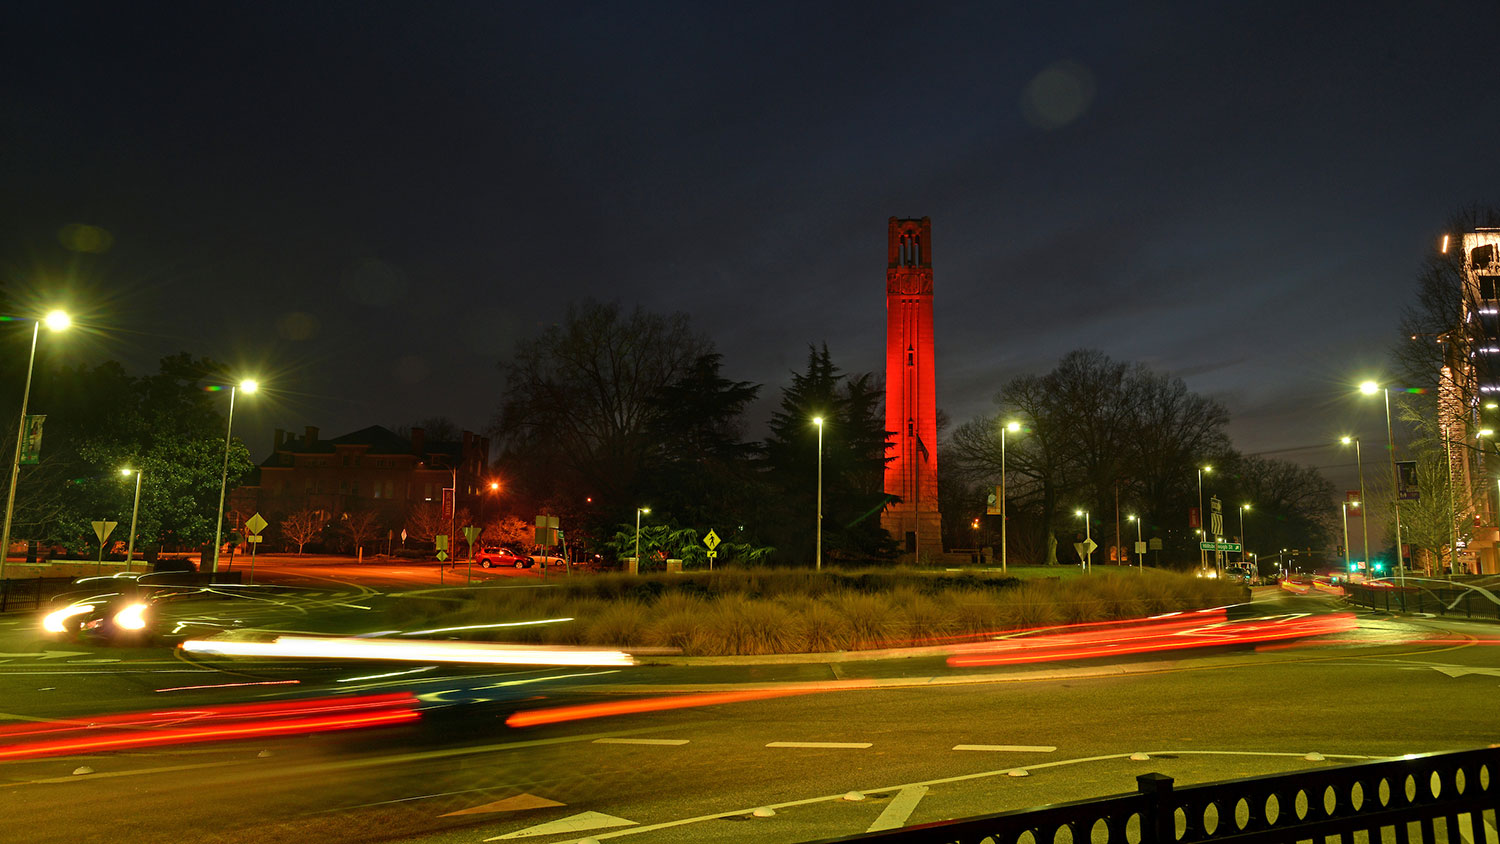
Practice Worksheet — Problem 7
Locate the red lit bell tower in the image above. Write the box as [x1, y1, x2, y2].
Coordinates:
[881, 216, 942, 561]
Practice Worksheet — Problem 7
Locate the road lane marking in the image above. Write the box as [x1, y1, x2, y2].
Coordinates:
[489, 811, 637, 839]
[443, 793, 565, 816]
[866, 785, 928, 832]
[766, 741, 871, 749]
[953, 744, 1057, 752]
[539, 749, 1390, 844]
[593, 738, 689, 746]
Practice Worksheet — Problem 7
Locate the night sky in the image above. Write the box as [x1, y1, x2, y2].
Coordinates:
[6, 1, 1500, 508]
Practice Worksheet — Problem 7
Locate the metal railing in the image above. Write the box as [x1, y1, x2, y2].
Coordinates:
[813, 747, 1499, 844]
[0, 576, 78, 612]
[1347, 580, 1500, 622]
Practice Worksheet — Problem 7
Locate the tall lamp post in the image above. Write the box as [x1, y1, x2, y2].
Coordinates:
[635, 506, 650, 572]
[1359, 381, 1405, 584]
[1238, 504, 1251, 565]
[1341, 501, 1353, 576]
[1196, 466, 1212, 572]
[1340, 436, 1370, 576]
[1074, 509, 1092, 571]
[211, 379, 258, 574]
[813, 416, 824, 572]
[121, 468, 143, 571]
[1127, 514, 1143, 568]
[1000, 420, 1021, 573]
[1, 309, 70, 582]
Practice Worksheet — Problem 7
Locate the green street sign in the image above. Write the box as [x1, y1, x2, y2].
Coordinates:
[435, 534, 449, 551]
[1199, 541, 1242, 552]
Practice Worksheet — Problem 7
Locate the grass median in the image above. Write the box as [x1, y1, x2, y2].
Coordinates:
[384, 567, 1246, 656]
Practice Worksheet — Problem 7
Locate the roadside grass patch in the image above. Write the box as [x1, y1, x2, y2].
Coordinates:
[380, 567, 1242, 655]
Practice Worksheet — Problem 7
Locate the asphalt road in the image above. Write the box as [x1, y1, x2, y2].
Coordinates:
[0, 584, 1496, 844]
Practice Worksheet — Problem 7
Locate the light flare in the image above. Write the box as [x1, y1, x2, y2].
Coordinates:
[182, 635, 635, 667]
[507, 688, 817, 728]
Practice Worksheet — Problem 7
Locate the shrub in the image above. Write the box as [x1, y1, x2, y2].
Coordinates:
[836, 591, 900, 649]
[948, 589, 1005, 636]
[891, 587, 952, 644]
[1000, 582, 1061, 630]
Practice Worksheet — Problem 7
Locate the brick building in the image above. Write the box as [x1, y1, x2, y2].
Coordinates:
[228, 425, 491, 543]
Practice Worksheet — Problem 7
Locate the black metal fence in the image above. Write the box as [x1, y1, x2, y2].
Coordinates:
[0, 576, 78, 612]
[814, 747, 1499, 844]
[1347, 581, 1500, 622]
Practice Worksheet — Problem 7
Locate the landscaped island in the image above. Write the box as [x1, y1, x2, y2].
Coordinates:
[387, 568, 1248, 656]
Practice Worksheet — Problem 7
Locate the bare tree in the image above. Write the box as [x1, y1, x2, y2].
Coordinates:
[341, 510, 383, 555]
[492, 300, 709, 510]
[405, 502, 446, 545]
[282, 510, 326, 554]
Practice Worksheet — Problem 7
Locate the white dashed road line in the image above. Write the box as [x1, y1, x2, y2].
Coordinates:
[953, 744, 1058, 753]
[593, 738, 690, 746]
[866, 785, 929, 832]
[766, 741, 872, 749]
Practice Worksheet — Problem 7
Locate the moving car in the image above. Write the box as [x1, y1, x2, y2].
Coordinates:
[474, 546, 532, 568]
[41, 587, 157, 644]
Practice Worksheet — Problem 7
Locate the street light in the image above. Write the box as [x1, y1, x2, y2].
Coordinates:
[1074, 509, 1092, 571]
[1196, 465, 1212, 572]
[0, 309, 70, 581]
[1350, 500, 1362, 575]
[1001, 420, 1021, 573]
[635, 506, 650, 572]
[813, 416, 824, 571]
[210, 379, 258, 574]
[1359, 380, 1405, 583]
[1127, 514, 1142, 568]
[1238, 504, 1250, 565]
[121, 468, 143, 571]
[1340, 436, 1370, 577]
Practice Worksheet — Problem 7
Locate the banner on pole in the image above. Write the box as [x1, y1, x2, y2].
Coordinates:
[1396, 461, 1420, 501]
[19, 415, 45, 465]
[441, 487, 454, 521]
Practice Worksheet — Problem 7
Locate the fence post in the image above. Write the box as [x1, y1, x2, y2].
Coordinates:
[1137, 773, 1175, 844]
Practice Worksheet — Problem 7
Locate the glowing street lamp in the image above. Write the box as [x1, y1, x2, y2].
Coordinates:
[1236, 503, 1250, 564]
[121, 468, 143, 571]
[1127, 514, 1143, 568]
[1196, 465, 1212, 572]
[1339, 436, 1370, 576]
[211, 379, 258, 573]
[1359, 380, 1405, 583]
[1000, 420, 1021, 573]
[635, 507, 650, 572]
[0, 310, 70, 580]
[813, 416, 827, 570]
[1074, 509, 1092, 571]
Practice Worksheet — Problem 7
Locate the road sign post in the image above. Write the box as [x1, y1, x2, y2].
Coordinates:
[703, 529, 721, 571]
[245, 512, 269, 584]
[92, 520, 117, 574]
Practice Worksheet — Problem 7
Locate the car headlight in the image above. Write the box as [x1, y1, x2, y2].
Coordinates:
[114, 602, 150, 631]
[42, 604, 95, 633]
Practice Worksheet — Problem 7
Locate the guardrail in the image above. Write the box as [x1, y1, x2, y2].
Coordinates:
[812, 747, 1499, 844]
[1347, 581, 1500, 622]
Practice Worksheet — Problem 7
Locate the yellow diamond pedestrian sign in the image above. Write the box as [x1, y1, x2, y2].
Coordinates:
[246, 513, 268, 535]
[703, 530, 721, 551]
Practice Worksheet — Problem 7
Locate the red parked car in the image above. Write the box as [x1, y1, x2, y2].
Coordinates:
[474, 546, 533, 568]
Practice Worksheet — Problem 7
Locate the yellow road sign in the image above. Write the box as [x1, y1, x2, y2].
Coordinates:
[704, 530, 721, 551]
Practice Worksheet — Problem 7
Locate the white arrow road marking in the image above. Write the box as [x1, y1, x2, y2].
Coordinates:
[766, 741, 872, 749]
[441, 793, 564, 816]
[1429, 665, 1500, 679]
[488, 811, 637, 840]
[867, 785, 929, 832]
[953, 745, 1057, 753]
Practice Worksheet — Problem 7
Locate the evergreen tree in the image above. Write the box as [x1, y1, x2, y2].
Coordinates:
[762, 345, 896, 565]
